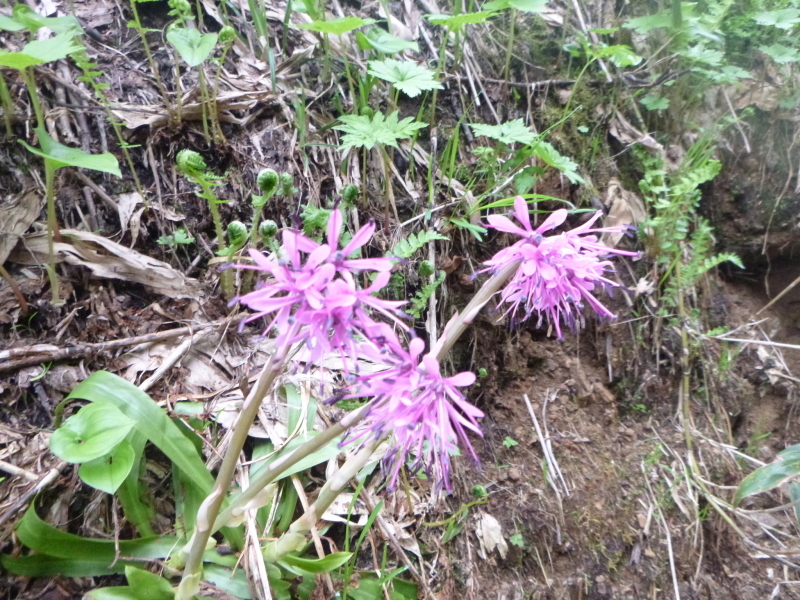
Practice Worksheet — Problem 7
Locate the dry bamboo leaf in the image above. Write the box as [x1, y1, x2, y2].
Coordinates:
[474, 512, 508, 559]
[609, 111, 662, 152]
[8, 229, 201, 298]
[600, 178, 647, 247]
[0, 190, 41, 266]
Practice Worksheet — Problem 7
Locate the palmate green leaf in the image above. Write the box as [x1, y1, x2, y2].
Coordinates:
[760, 43, 800, 64]
[50, 402, 134, 463]
[65, 371, 215, 494]
[297, 16, 375, 36]
[166, 27, 218, 67]
[21, 127, 121, 175]
[483, 0, 547, 13]
[368, 59, 443, 97]
[470, 119, 537, 145]
[623, 11, 672, 34]
[641, 93, 670, 111]
[735, 457, 800, 505]
[754, 8, 800, 30]
[79, 439, 136, 494]
[0, 33, 84, 70]
[357, 28, 419, 54]
[334, 111, 426, 150]
[7, 5, 83, 34]
[426, 11, 496, 31]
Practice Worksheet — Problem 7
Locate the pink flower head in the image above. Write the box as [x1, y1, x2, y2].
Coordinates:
[480, 196, 637, 338]
[344, 333, 483, 492]
[236, 210, 405, 363]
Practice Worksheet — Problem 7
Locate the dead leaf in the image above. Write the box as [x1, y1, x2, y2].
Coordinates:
[9, 229, 200, 298]
[0, 190, 41, 265]
[474, 512, 508, 559]
[609, 111, 662, 152]
[118, 192, 143, 234]
[601, 178, 647, 247]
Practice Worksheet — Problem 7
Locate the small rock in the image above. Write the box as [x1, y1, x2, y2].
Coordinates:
[508, 467, 522, 481]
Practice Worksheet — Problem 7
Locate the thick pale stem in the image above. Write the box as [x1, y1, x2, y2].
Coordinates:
[0, 73, 14, 137]
[23, 68, 44, 129]
[177, 349, 288, 598]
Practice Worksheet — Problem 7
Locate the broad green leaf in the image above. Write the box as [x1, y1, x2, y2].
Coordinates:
[347, 573, 417, 600]
[166, 27, 218, 67]
[760, 43, 800, 64]
[9, 5, 83, 34]
[1, 554, 143, 577]
[280, 552, 353, 574]
[426, 12, 495, 31]
[683, 43, 724, 66]
[735, 459, 800, 505]
[623, 11, 672, 34]
[250, 432, 344, 482]
[64, 371, 214, 494]
[14, 504, 180, 561]
[357, 28, 419, 54]
[334, 111, 426, 150]
[779, 445, 800, 462]
[0, 33, 84, 69]
[790, 482, 800, 526]
[368, 59, 442, 97]
[529, 140, 584, 183]
[50, 402, 134, 463]
[754, 8, 800, 30]
[79, 439, 136, 494]
[641, 94, 669, 111]
[85, 566, 175, 599]
[483, 0, 548, 12]
[0, 15, 26, 31]
[204, 564, 253, 599]
[297, 17, 374, 36]
[470, 119, 537, 145]
[596, 44, 642, 67]
[21, 127, 121, 175]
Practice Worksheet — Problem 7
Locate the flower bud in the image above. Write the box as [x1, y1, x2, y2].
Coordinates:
[227, 220, 247, 249]
[176, 149, 206, 174]
[257, 168, 279, 196]
[279, 172, 297, 196]
[259, 219, 278, 240]
[218, 25, 236, 45]
[341, 183, 359, 207]
[418, 260, 435, 277]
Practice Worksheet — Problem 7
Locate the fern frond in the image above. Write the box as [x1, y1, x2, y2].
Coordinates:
[408, 271, 446, 318]
[392, 231, 448, 259]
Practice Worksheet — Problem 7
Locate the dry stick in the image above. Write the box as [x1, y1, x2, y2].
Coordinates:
[0, 459, 39, 482]
[0, 315, 247, 372]
[641, 462, 681, 600]
[0, 463, 66, 531]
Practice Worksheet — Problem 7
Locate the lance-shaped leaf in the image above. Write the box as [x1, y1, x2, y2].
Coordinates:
[368, 59, 443, 98]
[483, 0, 548, 12]
[166, 27, 218, 67]
[426, 12, 496, 31]
[735, 451, 800, 506]
[20, 127, 121, 176]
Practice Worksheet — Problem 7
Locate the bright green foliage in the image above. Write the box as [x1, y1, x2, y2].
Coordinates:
[20, 128, 121, 175]
[86, 566, 175, 599]
[0, 5, 82, 34]
[471, 119, 537, 145]
[760, 43, 800, 64]
[335, 110, 427, 150]
[226, 220, 248, 250]
[301, 204, 332, 237]
[735, 445, 800, 505]
[426, 12, 496, 31]
[407, 270, 445, 319]
[531, 141, 583, 183]
[259, 220, 278, 240]
[368, 59, 443, 97]
[641, 93, 670, 111]
[257, 168, 280, 196]
[0, 33, 84, 69]
[279, 172, 298, 196]
[418, 260, 435, 277]
[176, 149, 207, 173]
[79, 442, 136, 495]
[502, 436, 518, 448]
[167, 28, 218, 67]
[298, 16, 374, 36]
[357, 27, 420, 53]
[392, 230, 448, 258]
[509, 533, 525, 548]
[50, 403, 133, 464]
[158, 228, 195, 246]
[753, 8, 800, 30]
[341, 183, 359, 207]
[218, 25, 236, 45]
[483, 0, 547, 12]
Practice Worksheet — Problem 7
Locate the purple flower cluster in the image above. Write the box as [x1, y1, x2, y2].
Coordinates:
[479, 196, 637, 338]
[343, 325, 482, 492]
[236, 210, 405, 366]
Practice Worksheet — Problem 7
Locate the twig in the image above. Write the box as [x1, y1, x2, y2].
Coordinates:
[0, 459, 39, 482]
[705, 336, 800, 352]
[641, 462, 681, 600]
[0, 463, 66, 531]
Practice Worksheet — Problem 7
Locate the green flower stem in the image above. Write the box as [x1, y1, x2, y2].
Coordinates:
[0, 73, 14, 137]
[198, 178, 233, 300]
[23, 67, 44, 128]
[211, 44, 232, 144]
[262, 436, 383, 562]
[177, 347, 291, 600]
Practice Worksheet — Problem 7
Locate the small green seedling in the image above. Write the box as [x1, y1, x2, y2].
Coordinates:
[503, 436, 519, 448]
[158, 228, 196, 246]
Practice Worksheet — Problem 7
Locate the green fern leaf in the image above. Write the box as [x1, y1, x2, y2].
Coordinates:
[408, 271, 446, 318]
[392, 231, 449, 258]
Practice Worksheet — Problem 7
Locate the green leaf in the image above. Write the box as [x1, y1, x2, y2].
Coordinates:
[357, 28, 419, 54]
[596, 44, 642, 68]
[735, 459, 800, 505]
[623, 11, 672, 34]
[20, 127, 121, 175]
[502, 436, 518, 448]
[117, 431, 155, 537]
[250, 432, 344, 481]
[470, 119, 537, 145]
[0, 15, 25, 31]
[754, 8, 800, 30]
[65, 371, 215, 494]
[334, 111, 426, 150]
[50, 402, 134, 463]
[0, 33, 84, 69]
[166, 27, 218, 67]
[760, 43, 800, 64]
[79, 439, 136, 494]
[8, 5, 83, 34]
[408, 271, 445, 319]
[280, 552, 353, 574]
[426, 12, 495, 31]
[509, 533, 525, 547]
[368, 59, 443, 98]
[85, 566, 175, 599]
[392, 230, 449, 258]
[483, 0, 548, 12]
[297, 17, 374, 36]
[641, 93, 670, 111]
[528, 141, 583, 183]
[683, 43, 724, 66]
[1, 554, 143, 577]
[448, 217, 487, 241]
[204, 564, 253, 599]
